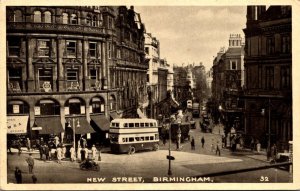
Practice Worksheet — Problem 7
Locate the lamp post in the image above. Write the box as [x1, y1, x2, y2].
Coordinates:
[68, 118, 80, 150]
[177, 121, 181, 150]
[261, 98, 271, 161]
[167, 115, 176, 176]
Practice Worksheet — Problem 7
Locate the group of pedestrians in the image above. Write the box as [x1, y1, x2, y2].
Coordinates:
[189, 136, 222, 156]
[190, 136, 206, 149]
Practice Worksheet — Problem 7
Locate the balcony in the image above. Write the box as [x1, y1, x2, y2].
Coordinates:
[7, 22, 108, 37]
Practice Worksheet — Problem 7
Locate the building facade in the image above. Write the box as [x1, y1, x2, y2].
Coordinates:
[211, 34, 245, 134]
[243, 6, 292, 151]
[6, 6, 147, 146]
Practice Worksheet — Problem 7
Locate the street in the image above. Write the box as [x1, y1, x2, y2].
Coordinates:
[6, 118, 291, 184]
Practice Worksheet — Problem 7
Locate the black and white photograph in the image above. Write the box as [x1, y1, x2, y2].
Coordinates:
[1, 1, 299, 190]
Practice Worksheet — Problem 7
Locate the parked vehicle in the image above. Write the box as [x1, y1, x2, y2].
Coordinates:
[192, 102, 200, 117]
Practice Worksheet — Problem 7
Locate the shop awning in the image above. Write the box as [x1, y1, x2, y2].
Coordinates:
[67, 116, 95, 134]
[7, 115, 29, 134]
[34, 116, 64, 135]
[110, 112, 121, 120]
[90, 115, 110, 131]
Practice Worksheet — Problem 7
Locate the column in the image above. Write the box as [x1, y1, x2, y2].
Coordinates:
[57, 37, 65, 91]
[101, 42, 107, 90]
[26, 36, 34, 92]
[83, 38, 89, 90]
[60, 103, 66, 143]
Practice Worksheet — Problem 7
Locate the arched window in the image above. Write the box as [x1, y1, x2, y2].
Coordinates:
[7, 100, 29, 114]
[35, 99, 60, 116]
[44, 11, 52, 23]
[62, 13, 69, 24]
[33, 10, 42, 23]
[65, 98, 85, 115]
[14, 10, 23, 22]
[92, 15, 97, 27]
[70, 14, 78, 24]
[90, 97, 105, 114]
[109, 95, 116, 111]
[86, 15, 92, 26]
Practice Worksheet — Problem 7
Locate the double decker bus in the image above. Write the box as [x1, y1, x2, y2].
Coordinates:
[109, 118, 159, 154]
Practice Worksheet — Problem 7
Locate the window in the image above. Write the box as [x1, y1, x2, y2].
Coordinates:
[108, 17, 113, 29]
[38, 68, 53, 91]
[117, 49, 121, 59]
[140, 123, 144, 127]
[145, 136, 149, 141]
[282, 35, 291, 54]
[66, 41, 76, 57]
[62, 13, 68, 24]
[8, 68, 22, 92]
[230, 61, 237, 70]
[86, 15, 92, 26]
[67, 98, 82, 115]
[14, 10, 23, 22]
[109, 95, 116, 110]
[8, 37, 20, 57]
[150, 136, 154, 140]
[33, 11, 42, 22]
[66, 69, 78, 81]
[38, 99, 60, 115]
[90, 97, 104, 113]
[267, 37, 275, 55]
[281, 66, 290, 89]
[7, 100, 29, 114]
[44, 11, 52, 23]
[129, 137, 134, 142]
[108, 43, 112, 59]
[124, 123, 128, 127]
[70, 14, 78, 24]
[99, 14, 103, 26]
[92, 15, 97, 26]
[145, 123, 149, 127]
[135, 123, 139, 127]
[89, 42, 97, 58]
[90, 69, 97, 80]
[37, 39, 50, 57]
[265, 66, 274, 89]
[129, 123, 134, 128]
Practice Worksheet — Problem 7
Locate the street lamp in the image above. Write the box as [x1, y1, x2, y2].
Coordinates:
[167, 115, 176, 176]
[261, 98, 271, 161]
[177, 120, 182, 150]
[68, 118, 80, 150]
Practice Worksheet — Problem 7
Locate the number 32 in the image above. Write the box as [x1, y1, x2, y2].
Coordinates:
[260, 176, 269, 182]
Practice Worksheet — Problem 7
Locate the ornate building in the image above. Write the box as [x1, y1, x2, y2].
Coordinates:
[243, 6, 292, 151]
[6, 6, 147, 146]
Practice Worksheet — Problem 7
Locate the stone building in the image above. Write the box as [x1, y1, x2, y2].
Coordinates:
[243, 6, 292, 151]
[6, 6, 147, 146]
[211, 34, 245, 133]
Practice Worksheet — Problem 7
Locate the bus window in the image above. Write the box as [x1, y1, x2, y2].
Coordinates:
[145, 136, 149, 141]
[140, 123, 144, 127]
[122, 138, 127, 142]
[135, 123, 140, 127]
[110, 134, 119, 142]
[135, 137, 140, 141]
[111, 123, 115, 127]
[155, 134, 159, 140]
[116, 123, 119, 128]
[124, 123, 128, 128]
[140, 137, 144, 141]
[145, 123, 149, 127]
[150, 123, 154, 127]
[150, 136, 154, 140]
[129, 123, 134, 128]
[129, 137, 134, 142]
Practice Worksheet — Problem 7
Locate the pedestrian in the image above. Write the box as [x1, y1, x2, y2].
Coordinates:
[17, 138, 22, 155]
[256, 140, 261, 153]
[26, 137, 31, 151]
[83, 138, 87, 148]
[54, 135, 60, 147]
[98, 149, 102, 161]
[32, 174, 37, 183]
[7, 139, 12, 154]
[70, 146, 76, 162]
[163, 135, 167, 146]
[250, 137, 255, 151]
[91, 145, 97, 160]
[26, 153, 34, 174]
[77, 146, 82, 162]
[270, 143, 277, 163]
[39, 144, 44, 160]
[191, 137, 195, 150]
[211, 142, 215, 153]
[201, 136, 205, 148]
[44, 144, 49, 161]
[56, 146, 62, 164]
[84, 147, 89, 159]
[215, 141, 221, 156]
[14, 167, 22, 184]
[62, 145, 66, 159]
[80, 148, 86, 162]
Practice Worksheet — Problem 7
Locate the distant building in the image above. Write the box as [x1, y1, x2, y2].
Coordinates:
[243, 6, 292, 151]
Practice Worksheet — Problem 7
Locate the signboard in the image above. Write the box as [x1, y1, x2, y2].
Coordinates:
[13, 105, 20, 114]
[166, 155, 175, 160]
[7, 116, 29, 134]
[32, 126, 42, 130]
[87, 133, 91, 139]
[34, 106, 41, 116]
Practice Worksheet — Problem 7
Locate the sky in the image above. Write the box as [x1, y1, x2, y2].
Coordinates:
[135, 6, 247, 71]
